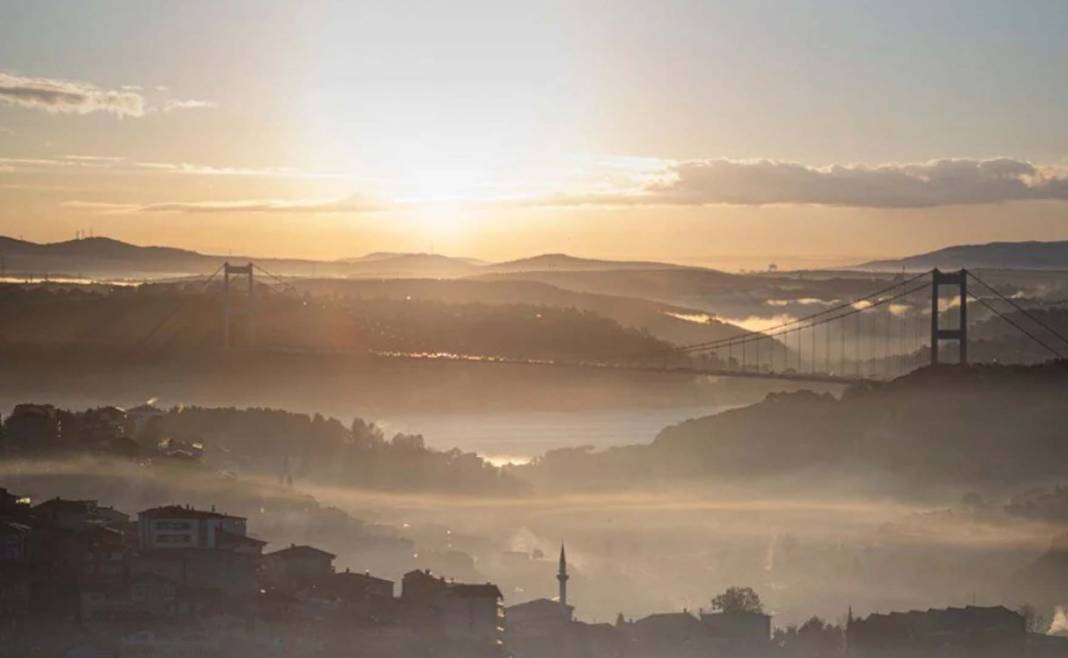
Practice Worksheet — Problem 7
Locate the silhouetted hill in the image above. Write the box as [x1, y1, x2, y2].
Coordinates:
[0, 235, 350, 279]
[345, 251, 485, 265]
[0, 236, 693, 281]
[0, 281, 677, 365]
[517, 362, 1068, 496]
[0, 236, 201, 261]
[340, 252, 483, 277]
[485, 253, 690, 273]
[291, 277, 747, 346]
[861, 240, 1068, 271]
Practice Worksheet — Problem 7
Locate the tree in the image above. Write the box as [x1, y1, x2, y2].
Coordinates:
[774, 618, 845, 658]
[1018, 603, 1047, 634]
[710, 586, 764, 614]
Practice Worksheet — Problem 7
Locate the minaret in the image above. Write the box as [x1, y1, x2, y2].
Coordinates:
[557, 543, 570, 617]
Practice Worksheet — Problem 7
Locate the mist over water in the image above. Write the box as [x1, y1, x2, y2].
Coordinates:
[380, 405, 736, 464]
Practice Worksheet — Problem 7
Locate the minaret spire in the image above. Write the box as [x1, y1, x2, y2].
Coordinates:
[557, 543, 570, 617]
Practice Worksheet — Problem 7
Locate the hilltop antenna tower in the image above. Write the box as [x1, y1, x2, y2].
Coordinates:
[930, 268, 967, 366]
[222, 262, 255, 349]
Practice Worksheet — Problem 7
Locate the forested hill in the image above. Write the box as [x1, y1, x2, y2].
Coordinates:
[515, 362, 1068, 497]
[1, 403, 524, 495]
[0, 282, 673, 365]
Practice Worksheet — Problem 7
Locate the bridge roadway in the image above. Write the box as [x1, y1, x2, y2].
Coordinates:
[219, 345, 868, 385]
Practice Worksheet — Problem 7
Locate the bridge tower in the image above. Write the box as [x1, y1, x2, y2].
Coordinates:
[222, 262, 255, 349]
[930, 268, 967, 366]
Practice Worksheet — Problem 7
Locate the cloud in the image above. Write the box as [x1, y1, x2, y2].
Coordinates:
[0, 72, 145, 117]
[160, 99, 217, 112]
[0, 155, 347, 180]
[535, 157, 1068, 209]
[62, 195, 383, 214]
[0, 71, 217, 118]
[141, 196, 380, 213]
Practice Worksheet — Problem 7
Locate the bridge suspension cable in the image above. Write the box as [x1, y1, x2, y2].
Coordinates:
[965, 271, 1068, 350]
[669, 278, 931, 357]
[133, 264, 225, 349]
[966, 294, 1065, 359]
[646, 270, 933, 358]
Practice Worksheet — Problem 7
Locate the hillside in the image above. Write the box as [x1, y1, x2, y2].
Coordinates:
[340, 253, 484, 278]
[861, 240, 1068, 271]
[0, 235, 348, 279]
[290, 277, 747, 346]
[0, 281, 678, 366]
[484, 253, 689, 273]
[515, 362, 1068, 496]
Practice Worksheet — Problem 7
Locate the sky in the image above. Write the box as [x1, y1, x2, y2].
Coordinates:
[1, 0, 1067, 269]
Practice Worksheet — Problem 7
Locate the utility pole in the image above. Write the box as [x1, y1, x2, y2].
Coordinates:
[930, 268, 968, 366]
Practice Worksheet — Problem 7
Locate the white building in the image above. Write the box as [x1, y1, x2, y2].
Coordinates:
[137, 505, 248, 550]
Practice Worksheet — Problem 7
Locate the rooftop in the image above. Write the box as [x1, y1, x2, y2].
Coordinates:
[33, 497, 97, 514]
[265, 544, 336, 559]
[139, 505, 244, 521]
[447, 583, 503, 600]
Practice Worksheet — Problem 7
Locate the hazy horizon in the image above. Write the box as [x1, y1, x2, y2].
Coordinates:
[4, 1, 1068, 271]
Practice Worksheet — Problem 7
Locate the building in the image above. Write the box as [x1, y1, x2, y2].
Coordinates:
[0, 521, 31, 561]
[506, 598, 576, 658]
[74, 525, 129, 581]
[846, 605, 1026, 658]
[0, 487, 31, 515]
[33, 497, 99, 532]
[260, 544, 336, 590]
[401, 569, 505, 657]
[508, 597, 574, 629]
[126, 401, 165, 435]
[293, 570, 396, 623]
[440, 583, 505, 644]
[128, 572, 179, 617]
[137, 505, 249, 550]
[699, 609, 771, 643]
[400, 568, 449, 603]
[131, 548, 259, 599]
[625, 611, 729, 658]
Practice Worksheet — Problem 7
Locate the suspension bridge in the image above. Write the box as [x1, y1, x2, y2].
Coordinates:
[138, 262, 1068, 386]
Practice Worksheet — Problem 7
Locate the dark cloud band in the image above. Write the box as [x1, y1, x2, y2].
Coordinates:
[542, 158, 1068, 209]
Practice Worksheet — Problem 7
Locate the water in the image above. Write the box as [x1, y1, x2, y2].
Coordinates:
[378, 405, 734, 465]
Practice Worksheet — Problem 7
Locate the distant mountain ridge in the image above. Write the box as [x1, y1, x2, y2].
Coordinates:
[860, 240, 1068, 271]
[0, 236, 201, 260]
[0, 235, 703, 279]
[485, 253, 688, 273]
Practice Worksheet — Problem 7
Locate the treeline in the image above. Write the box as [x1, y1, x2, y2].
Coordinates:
[0, 402, 525, 495]
[148, 406, 524, 494]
